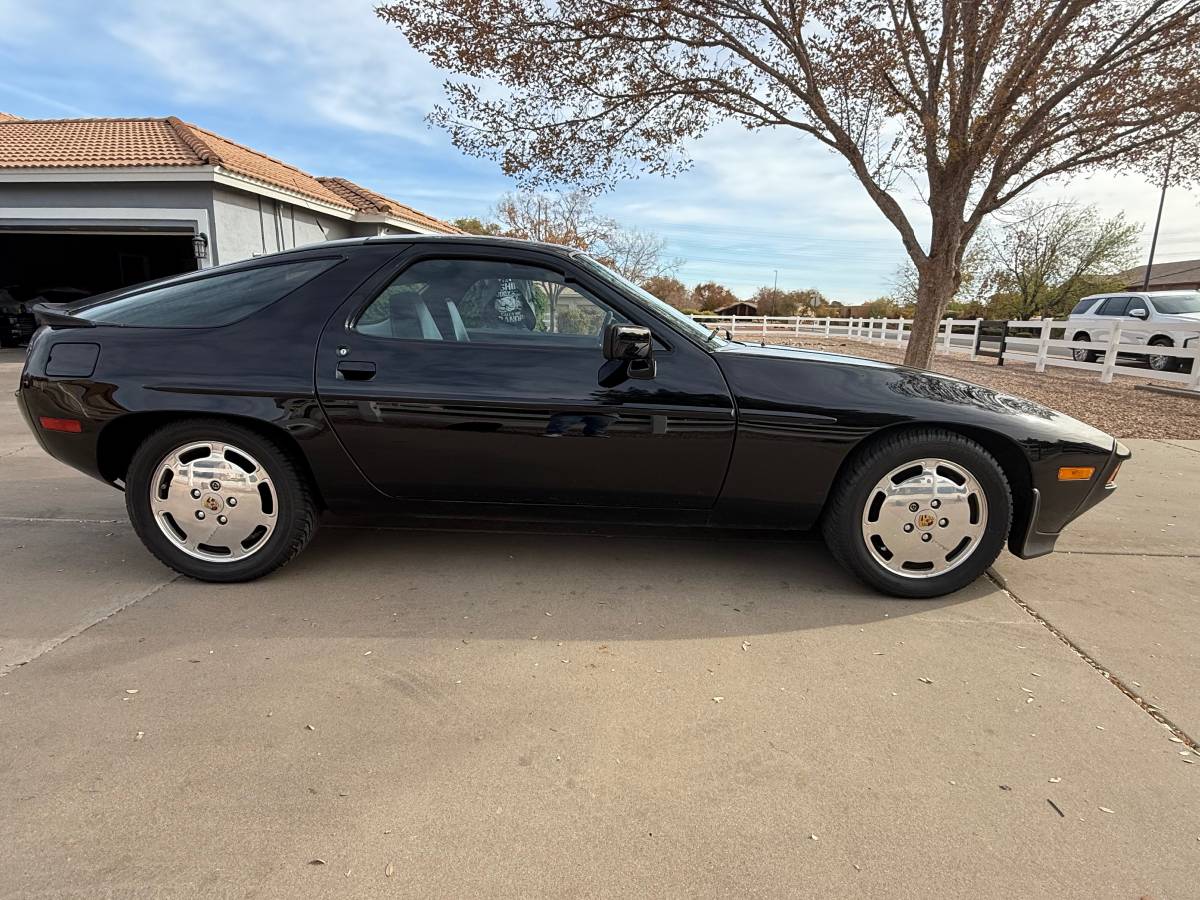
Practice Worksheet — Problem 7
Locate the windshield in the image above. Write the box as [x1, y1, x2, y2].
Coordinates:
[570, 253, 727, 346]
[1150, 294, 1200, 315]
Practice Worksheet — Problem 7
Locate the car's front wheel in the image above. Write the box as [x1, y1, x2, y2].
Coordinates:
[1071, 333, 1098, 363]
[821, 429, 1012, 598]
[125, 420, 318, 582]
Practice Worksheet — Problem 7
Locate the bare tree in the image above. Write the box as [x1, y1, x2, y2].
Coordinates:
[982, 201, 1139, 319]
[379, 1, 1200, 367]
[600, 227, 678, 284]
[492, 190, 612, 249]
[487, 190, 678, 281]
[483, 189, 678, 323]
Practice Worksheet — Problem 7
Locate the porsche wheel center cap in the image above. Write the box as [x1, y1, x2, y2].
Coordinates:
[916, 511, 936, 529]
[202, 495, 223, 513]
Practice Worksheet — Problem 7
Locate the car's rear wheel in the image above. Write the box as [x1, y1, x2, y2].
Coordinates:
[821, 429, 1012, 599]
[1071, 333, 1098, 363]
[1147, 337, 1178, 372]
[125, 420, 317, 582]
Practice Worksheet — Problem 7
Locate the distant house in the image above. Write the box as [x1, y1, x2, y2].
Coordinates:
[1119, 259, 1200, 291]
[712, 299, 758, 316]
[0, 112, 461, 302]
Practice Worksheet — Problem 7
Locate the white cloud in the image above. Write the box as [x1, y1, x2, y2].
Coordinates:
[104, 0, 447, 136]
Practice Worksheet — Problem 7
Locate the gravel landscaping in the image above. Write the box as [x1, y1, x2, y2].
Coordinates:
[772, 335, 1200, 439]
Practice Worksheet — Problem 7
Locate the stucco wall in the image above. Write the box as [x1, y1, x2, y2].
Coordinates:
[210, 186, 352, 264]
[0, 181, 213, 213]
[0, 180, 215, 248]
[0, 179, 417, 269]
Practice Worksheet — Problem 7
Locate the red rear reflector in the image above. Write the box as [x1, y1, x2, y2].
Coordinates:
[39, 416, 82, 433]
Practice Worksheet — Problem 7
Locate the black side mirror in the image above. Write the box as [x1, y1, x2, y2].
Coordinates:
[603, 323, 653, 360]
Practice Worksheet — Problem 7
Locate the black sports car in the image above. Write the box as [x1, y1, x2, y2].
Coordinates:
[16, 236, 1129, 597]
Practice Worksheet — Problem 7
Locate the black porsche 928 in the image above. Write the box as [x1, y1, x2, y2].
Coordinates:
[16, 236, 1129, 598]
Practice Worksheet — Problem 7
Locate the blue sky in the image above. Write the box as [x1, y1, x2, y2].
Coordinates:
[3, 0, 1199, 300]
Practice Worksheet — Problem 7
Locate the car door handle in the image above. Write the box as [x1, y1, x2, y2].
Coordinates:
[336, 360, 377, 381]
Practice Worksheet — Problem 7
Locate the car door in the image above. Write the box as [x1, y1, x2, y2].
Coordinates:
[1123, 295, 1150, 348]
[1091, 296, 1128, 343]
[314, 245, 736, 509]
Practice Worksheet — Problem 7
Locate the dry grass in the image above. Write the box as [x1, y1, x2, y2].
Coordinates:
[770, 335, 1200, 439]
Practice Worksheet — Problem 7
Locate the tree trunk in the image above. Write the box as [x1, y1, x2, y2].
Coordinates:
[903, 257, 959, 368]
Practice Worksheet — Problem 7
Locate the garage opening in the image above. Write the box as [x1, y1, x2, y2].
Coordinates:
[1, 230, 200, 345]
[0, 230, 198, 305]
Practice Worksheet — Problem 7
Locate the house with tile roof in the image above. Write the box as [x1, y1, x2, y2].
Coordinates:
[0, 113, 460, 303]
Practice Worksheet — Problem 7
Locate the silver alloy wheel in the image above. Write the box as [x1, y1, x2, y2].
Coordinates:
[860, 457, 988, 579]
[149, 440, 278, 562]
[1071, 336, 1091, 362]
[1148, 342, 1173, 371]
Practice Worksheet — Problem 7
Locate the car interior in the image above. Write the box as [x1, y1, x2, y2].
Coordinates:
[355, 260, 621, 347]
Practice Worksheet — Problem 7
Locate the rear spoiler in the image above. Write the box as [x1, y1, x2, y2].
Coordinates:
[31, 303, 96, 328]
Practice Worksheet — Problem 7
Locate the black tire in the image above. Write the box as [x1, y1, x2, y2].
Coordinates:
[125, 419, 318, 582]
[1147, 337, 1178, 373]
[1071, 333, 1098, 363]
[821, 428, 1013, 599]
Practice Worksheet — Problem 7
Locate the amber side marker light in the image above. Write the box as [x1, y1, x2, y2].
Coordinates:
[39, 417, 82, 433]
[1057, 466, 1096, 481]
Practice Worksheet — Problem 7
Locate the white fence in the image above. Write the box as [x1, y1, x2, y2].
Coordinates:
[693, 314, 1200, 392]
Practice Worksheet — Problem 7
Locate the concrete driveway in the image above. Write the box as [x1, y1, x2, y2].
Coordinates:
[1, 348, 1197, 899]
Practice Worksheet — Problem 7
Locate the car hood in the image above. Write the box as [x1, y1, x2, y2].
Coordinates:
[713, 340, 1116, 448]
[1153, 312, 1200, 326]
[715, 339, 898, 371]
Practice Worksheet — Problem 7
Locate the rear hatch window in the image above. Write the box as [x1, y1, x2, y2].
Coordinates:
[72, 258, 339, 327]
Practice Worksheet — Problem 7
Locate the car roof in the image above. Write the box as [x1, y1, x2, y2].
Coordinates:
[290, 233, 580, 258]
[62, 235, 587, 308]
[1078, 289, 1199, 302]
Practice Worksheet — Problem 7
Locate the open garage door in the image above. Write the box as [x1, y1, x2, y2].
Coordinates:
[0, 230, 199, 300]
[0, 230, 199, 345]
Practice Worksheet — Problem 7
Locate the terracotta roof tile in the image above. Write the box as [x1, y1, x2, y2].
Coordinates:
[0, 117, 204, 168]
[177, 120, 352, 209]
[0, 115, 460, 232]
[316, 177, 463, 233]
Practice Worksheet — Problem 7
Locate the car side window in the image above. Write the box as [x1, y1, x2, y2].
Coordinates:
[1126, 297, 1148, 317]
[355, 258, 626, 345]
[1070, 298, 1099, 315]
[76, 258, 340, 327]
[1097, 297, 1129, 316]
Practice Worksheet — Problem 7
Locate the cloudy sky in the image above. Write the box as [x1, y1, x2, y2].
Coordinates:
[3, 0, 1199, 300]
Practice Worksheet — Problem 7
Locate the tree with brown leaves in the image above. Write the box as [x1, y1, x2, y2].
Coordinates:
[691, 281, 740, 312]
[642, 275, 692, 309]
[378, 0, 1200, 367]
